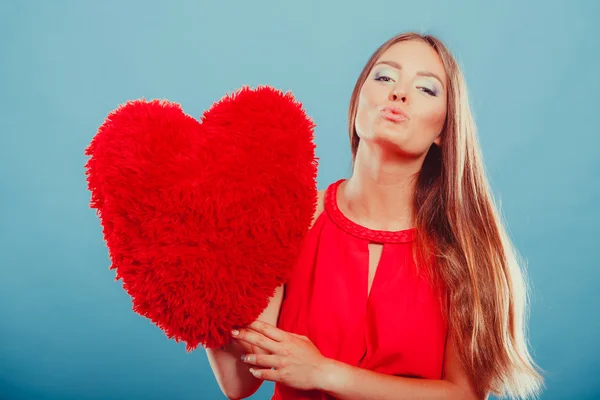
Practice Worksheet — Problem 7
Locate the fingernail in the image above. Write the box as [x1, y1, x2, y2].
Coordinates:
[240, 354, 246, 361]
[231, 329, 239, 336]
[249, 368, 255, 375]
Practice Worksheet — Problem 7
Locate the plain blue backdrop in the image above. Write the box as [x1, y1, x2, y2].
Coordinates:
[1, 0, 598, 399]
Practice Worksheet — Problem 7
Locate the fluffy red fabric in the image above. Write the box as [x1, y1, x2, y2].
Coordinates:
[84, 85, 318, 351]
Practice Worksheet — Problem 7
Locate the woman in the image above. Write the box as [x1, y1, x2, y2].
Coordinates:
[206, 32, 544, 400]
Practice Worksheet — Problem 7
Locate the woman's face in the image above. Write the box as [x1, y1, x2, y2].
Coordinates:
[355, 40, 448, 158]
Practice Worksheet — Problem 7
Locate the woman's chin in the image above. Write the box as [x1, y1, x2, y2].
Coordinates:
[360, 132, 425, 159]
[371, 128, 411, 146]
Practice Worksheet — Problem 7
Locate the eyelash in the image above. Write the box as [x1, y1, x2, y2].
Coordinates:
[374, 75, 437, 97]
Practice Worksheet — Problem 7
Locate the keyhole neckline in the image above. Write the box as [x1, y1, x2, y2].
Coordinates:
[325, 179, 417, 244]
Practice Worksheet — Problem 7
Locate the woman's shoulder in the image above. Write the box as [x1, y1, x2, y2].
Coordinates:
[310, 188, 326, 229]
[310, 178, 346, 229]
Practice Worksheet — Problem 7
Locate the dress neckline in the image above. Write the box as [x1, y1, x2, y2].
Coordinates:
[324, 179, 417, 244]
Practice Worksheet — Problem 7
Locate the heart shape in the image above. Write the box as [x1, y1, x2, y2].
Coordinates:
[84, 85, 318, 350]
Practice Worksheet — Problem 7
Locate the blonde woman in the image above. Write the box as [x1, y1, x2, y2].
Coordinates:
[206, 32, 544, 400]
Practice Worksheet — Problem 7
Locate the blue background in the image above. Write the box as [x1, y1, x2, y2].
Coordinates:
[1, 0, 598, 399]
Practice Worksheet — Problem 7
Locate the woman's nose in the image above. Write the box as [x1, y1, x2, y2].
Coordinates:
[389, 86, 408, 103]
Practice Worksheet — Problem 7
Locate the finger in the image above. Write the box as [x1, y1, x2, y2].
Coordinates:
[251, 345, 271, 355]
[233, 326, 272, 349]
[242, 353, 283, 369]
[233, 328, 281, 354]
[230, 338, 270, 355]
[289, 332, 308, 341]
[247, 320, 288, 342]
[249, 367, 281, 382]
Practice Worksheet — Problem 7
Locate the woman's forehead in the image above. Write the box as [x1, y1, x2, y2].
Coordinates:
[376, 41, 447, 80]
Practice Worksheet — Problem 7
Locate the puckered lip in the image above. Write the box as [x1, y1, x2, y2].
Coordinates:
[381, 105, 410, 120]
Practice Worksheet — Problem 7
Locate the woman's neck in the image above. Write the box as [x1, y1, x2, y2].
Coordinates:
[340, 142, 425, 231]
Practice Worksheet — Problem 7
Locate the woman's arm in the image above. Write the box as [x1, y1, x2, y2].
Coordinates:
[319, 333, 485, 400]
[206, 189, 326, 399]
[205, 283, 284, 400]
[236, 321, 484, 400]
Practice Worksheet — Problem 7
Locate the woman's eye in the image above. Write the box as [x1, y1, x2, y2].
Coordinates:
[375, 75, 392, 82]
[418, 87, 437, 96]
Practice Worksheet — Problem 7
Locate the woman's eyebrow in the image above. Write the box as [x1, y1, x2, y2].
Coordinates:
[374, 60, 445, 90]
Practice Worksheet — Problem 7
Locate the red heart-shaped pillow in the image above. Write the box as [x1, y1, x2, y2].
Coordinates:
[84, 85, 318, 351]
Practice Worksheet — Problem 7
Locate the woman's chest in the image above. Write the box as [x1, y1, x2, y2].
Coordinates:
[279, 241, 448, 378]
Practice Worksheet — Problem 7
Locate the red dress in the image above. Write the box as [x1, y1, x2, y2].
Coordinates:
[273, 179, 449, 400]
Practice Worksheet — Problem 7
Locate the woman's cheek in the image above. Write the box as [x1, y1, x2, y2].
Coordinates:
[417, 105, 446, 134]
[355, 108, 371, 137]
[356, 98, 378, 135]
[430, 108, 447, 133]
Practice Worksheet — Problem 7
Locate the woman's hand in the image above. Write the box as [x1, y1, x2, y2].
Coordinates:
[227, 326, 271, 357]
[232, 320, 333, 391]
[228, 335, 270, 358]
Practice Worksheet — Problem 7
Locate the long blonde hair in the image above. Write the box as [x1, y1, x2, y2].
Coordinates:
[348, 32, 545, 399]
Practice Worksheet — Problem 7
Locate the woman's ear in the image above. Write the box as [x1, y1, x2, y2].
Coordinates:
[434, 133, 442, 147]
